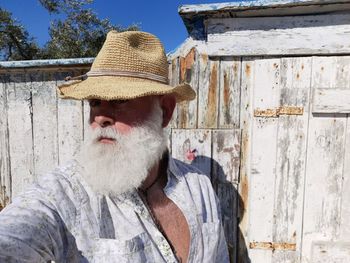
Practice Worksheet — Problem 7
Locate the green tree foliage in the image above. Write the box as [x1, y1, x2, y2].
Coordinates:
[0, 8, 40, 60]
[0, 0, 138, 60]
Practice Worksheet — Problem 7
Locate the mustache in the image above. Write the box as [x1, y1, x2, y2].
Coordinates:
[87, 127, 121, 142]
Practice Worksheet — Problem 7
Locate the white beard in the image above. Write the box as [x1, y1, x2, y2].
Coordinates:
[76, 102, 168, 195]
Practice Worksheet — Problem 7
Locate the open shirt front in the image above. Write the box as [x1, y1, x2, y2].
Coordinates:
[0, 156, 229, 263]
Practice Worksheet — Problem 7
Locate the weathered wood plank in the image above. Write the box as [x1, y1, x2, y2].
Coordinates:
[6, 73, 35, 197]
[311, 241, 350, 263]
[340, 116, 350, 241]
[171, 129, 212, 177]
[83, 100, 90, 142]
[0, 74, 11, 209]
[206, 14, 350, 56]
[212, 129, 240, 184]
[217, 181, 238, 263]
[272, 57, 312, 263]
[312, 56, 350, 113]
[238, 58, 254, 263]
[212, 129, 240, 262]
[218, 57, 241, 129]
[248, 57, 280, 263]
[313, 88, 350, 113]
[177, 48, 199, 128]
[169, 58, 179, 128]
[301, 56, 348, 263]
[56, 71, 84, 165]
[31, 71, 59, 176]
[198, 56, 220, 128]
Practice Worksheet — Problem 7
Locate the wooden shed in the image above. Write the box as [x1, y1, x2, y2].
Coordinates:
[0, 0, 349, 262]
[169, 0, 350, 262]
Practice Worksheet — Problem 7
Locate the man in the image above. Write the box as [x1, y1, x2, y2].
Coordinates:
[0, 31, 229, 262]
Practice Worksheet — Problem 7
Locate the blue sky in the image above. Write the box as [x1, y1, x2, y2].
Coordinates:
[1, 0, 240, 53]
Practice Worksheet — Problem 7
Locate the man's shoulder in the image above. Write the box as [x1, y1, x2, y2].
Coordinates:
[36, 160, 80, 189]
[33, 160, 88, 207]
[170, 157, 213, 189]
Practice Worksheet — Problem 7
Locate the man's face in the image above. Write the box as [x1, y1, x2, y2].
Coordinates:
[78, 95, 175, 195]
[89, 95, 161, 141]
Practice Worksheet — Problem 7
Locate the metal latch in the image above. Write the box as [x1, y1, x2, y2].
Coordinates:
[254, 106, 303, 117]
[249, 241, 296, 251]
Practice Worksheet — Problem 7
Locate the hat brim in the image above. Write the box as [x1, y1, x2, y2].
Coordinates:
[57, 76, 196, 103]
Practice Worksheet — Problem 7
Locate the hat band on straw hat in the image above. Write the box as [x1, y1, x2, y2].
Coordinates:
[88, 69, 169, 84]
[65, 69, 169, 84]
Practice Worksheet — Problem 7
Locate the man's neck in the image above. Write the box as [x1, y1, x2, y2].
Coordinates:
[139, 152, 168, 194]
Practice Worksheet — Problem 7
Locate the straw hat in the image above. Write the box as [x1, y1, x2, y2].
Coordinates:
[57, 30, 195, 102]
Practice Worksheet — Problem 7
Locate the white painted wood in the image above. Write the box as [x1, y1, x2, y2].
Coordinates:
[31, 72, 59, 176]
[312, 56, 350, 113]
[301, 56, 348, 263]
[248, 58, 280, 263]
[83, 100, 90, 142]
[169, 57, 179, 128]
[179, 0, 350, 15]
[198, 56, 220, 128]
[167, 37, 207, 61]
[177, 48, 199, 128]
[206, 14, 350, 56]
[272, 57, 312, 263]
[171, 129, 212, 177]
[6, 74, 35, 197]
[212, 129, 240, 184]
[313, 88, 350, 113]
[340, 116, 350, 241]
[218, 57, 241, 129]
[212, 129, 240, 262]
[238, 58, 255, 262]
[56, 71, 84, 165]
[311, 241, 350, 263]
[0, 74, 11, 208]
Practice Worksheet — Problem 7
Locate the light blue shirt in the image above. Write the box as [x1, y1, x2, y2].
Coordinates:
[0, 157, 229, 262]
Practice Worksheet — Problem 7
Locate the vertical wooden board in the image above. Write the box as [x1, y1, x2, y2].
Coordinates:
[177, 48, 199, 128]
[198, 55, 220, 128]
[301, 56, 348, 263]
[169, 58, 179, 128]
[212, 129, 241, 184]
[56, 71, 84, 165]
[7, 73, 35, 197]
[82, 100, 90, 142]
[248, 57, 281, 263]
[272, 57, 312, 263]
[212, 129, 240, 262]
[217, 182, 238, 263]
[311, 241, 350, 263]
[340, 115, 350, 240]
[238, 58, 254, 263]
[219, 57, 241, 129]
[31, 71, 59, 176]
[0, 74, 11, 209]
[171, 129, 212, 177]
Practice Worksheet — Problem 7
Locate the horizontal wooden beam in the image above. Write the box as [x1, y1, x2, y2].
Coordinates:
[313, 88, 350, 113]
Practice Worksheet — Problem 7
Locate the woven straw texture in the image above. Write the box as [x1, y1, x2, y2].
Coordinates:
[58, 31, 195, 102]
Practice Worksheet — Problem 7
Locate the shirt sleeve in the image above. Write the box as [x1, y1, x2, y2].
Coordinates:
[0, 187, 77, 262]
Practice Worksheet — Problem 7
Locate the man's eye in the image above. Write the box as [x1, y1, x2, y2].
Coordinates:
[112, 100, 128, 105]
[89, 100, 101, 107]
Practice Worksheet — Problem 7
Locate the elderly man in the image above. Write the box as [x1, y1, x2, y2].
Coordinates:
[0, 31, 229, 262]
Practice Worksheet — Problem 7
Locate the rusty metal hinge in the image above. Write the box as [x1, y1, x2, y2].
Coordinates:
[254, 106, 303, 117]
[249, 241, 296, 251]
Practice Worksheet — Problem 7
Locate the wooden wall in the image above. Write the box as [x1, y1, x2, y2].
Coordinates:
[0, 54, 350, 263]
[169, 52, 350, 263]
[0, 67, 89, 208]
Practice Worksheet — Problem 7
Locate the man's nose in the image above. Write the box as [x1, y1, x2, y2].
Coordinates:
[93, 115, 115, 128]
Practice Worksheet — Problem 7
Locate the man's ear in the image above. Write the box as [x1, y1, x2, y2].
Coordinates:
[159, 94, 176, 128]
